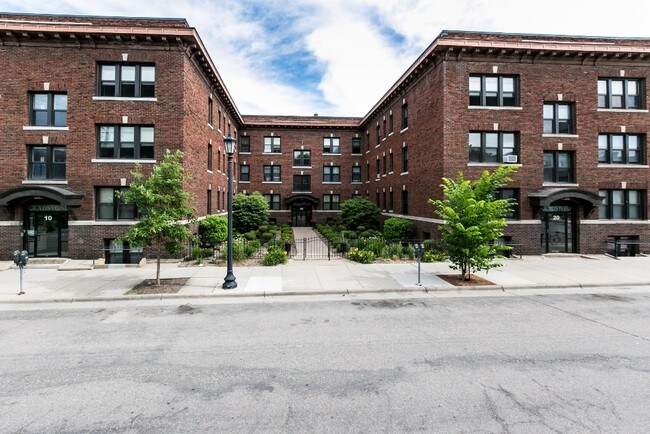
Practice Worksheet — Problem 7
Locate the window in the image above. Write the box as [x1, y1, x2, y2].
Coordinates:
[322, 194, 340, 210]
[402, 146, 408, 172]
[352, 166, 362, 182]
[293, 175, 311, 192]
[323, 166, 341, 183]
[240, 136, 250, 153]
[30, 93, 67, 127]
[401, 102, 408, 129]
[382, 155, 387, 175]
[366, 162, 370, 181]
[389, 113, 394, 133]
[598, 78, 643, 109]
[208, 98, 213, 125]
[389, 153, 394, 172]
[383, 118, 387, 138]
[382, 191, 387, 210]
[376, 125, 381, 145]
[96, 187, 136, 220]
[28, 146, 66, 180]
[98, 125, 154, 159]
[389, 191, 394, 211]
[598, 134, 643, 164]
[207, 190, 212, 214]
[239, 165, 250, 182]
[207, 143, 213, 171]
[495, 189, 519, 220]
[469, 75, 517, 106]
[263, 165, 281, 182]
[401, 190, 408, 214]
[98, 64, 155, 97]
[293, 150, 311, 167]
[543, 103, 575, 134]
[366, 132, 370, 152]
[469, 132, 518, 163]
[599, 190, 644, 220]
[376, 191, 380, 207]
[543, 151, 574, 183]
[264, 194, 281, 210]
[217, 149, 221, 172]
[323, 137, 340, 154]
[376, 159, 380, 178]
[352, 138, 361, 154]
[104, 239, 142, 265]
[264, 136, 281, 153]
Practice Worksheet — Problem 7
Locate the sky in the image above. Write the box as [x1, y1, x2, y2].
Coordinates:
[1, 0, 649, 117]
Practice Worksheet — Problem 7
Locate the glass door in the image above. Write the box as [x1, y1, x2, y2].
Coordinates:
[25, 211, 68, 257]
[543, 211, 574, 253]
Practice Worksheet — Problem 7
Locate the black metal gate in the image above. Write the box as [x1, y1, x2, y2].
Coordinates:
[289, 237, 343, 260]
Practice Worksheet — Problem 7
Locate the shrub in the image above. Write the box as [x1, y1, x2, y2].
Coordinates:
[244, 230, 257, 241]
[263, 247, 288, 266]
[383, 217, 413, 242]
[198, 215, 228, 247]
[340, 198, 380, 230]
[191, 246, 213, 260]
[347, 247, 376, 264]
[260, 231, 275, 243]
[422, 251, 446, 263]
[222, 239, 260, 262]
[232, 192, 269, 233]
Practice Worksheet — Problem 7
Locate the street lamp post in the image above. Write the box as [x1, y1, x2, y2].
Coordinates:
[222, 133, 237, 289]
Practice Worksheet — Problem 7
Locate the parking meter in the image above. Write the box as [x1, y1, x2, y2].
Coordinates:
[11, 250, 28, 294]
[412, 243, 424, 285]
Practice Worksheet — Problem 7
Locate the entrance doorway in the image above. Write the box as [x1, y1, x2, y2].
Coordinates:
[542, 206, 575, 253]
[24, 205, 69, 257]
[292, 205, 312, 227]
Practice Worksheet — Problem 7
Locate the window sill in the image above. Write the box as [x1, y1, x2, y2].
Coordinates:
[239, 152, 251, 155]
[542, 182, 579, 187]
[598, 164, 649, 168]
[322, 182, 341, 185]
[292, 191, 311, 194]
[351, 181, 363, 185]
[323, 153, 342, 156]
[262, 152, 282, 155]
[388, 171, 394, 175]
[375, 144, 381, 148]
[22, 179, 68, 185]
[400, 171, 408, 176]
[467, 162, 522, 167]
[262, 181, 282, 184]
[208, 123, 214, 130]
[91, 158, 156, 164]
[400, 127, 409, 133]
[388, 132, 394, 137]
[207, 170, 213, 174]
[239, 181, 250, 184]
[598, 108, 648, 113]
[292, 166, 312, 169]
[542, 133, 579, 138]
[468, 106, 523, 111]
[23, 126, 69, 131]
[93, 96, 157, 102]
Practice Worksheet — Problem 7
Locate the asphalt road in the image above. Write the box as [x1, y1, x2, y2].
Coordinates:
[0, 290, 648, 433]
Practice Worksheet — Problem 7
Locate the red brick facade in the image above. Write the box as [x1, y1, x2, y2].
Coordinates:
[0, 14, 648, 258]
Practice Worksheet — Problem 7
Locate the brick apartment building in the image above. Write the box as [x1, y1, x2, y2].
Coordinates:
[0, 13, 648, 260]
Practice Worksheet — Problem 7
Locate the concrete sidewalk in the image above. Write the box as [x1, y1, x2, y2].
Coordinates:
[0, 254, 649, 303]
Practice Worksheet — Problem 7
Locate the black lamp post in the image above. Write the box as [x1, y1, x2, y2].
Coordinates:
[222, 133, 237, 289]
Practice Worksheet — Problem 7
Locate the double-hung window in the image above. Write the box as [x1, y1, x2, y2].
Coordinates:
[543, 151, 574, 183]
[239, 165, 250, 182]
[30, 93, 67, 127]
[98, 125, 154, 159]
[599, 190, 644, 220]
[469, 75, 518, 106]
[323, 166, 341, 183]
[293, 175, 311, 192]
[322, 194, 340, 210]
[28, 146, 66, 180]
[352, 166, 362, 182]
[263, 136, 281, 153]
[469, 132, 518, 163]
[543, 103, 575, 134]
[352, 138, 361, 154]
[263, 165, 281, 182]
[494, 189, 519, 220]
[324, 137, 340, 154]
[240, 136, 251, 153]
[98, 64, 155, 97]
[401, 103, 408, 129]
[402, 146, 408, 172]
[598, 134, 643, 164]
[598, 78, 643, 109]
[96, 187, 136, 220]
[264, 194, 281, 210]
[293, 150, 311, 167]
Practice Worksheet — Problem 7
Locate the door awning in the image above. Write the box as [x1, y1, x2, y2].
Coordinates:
[0, 185, 85, 207]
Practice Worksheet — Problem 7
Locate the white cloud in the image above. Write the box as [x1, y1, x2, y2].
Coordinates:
[1, 0, 649, 117]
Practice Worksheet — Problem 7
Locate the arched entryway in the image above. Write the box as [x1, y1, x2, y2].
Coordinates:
[528, 188, 602, 253]
[0, 186, 84, 257]
[285, 194, 319, 227]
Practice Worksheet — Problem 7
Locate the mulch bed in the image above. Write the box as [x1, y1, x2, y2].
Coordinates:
[438, 274, 495, 286]
[126, 277, 189, 295]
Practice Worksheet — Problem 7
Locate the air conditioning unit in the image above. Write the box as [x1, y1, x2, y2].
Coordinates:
[503, 155, 518, 163]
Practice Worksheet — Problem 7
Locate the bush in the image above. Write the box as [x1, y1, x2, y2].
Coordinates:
[244, 230, 257, 241]
[221, 239, 261, 261]
[233, 192, 269, 233]
[191, 246, 213, 260]
[260, 231, 275, 243]
[198, 215, 228, 247]
[383, 217, 413, 242]
[263, 247, 288, 266]
[347, 247, 376, 264]
[422, 251, 446, 263]
[340, 198, 380, 230]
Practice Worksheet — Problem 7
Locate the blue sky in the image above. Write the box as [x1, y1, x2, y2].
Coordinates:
[1, 0, 649, 117]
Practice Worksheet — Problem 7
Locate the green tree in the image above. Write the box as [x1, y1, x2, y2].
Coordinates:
[232, 192, 269, 233]
[340, 197, 380, 230]
[383, 217, 413, 241]
[199, 215, 228, 247]
[429, 166, 517, 281]
[120, 150, 196, 285]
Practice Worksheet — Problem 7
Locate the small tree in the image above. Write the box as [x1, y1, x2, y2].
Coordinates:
[232, 192, 269, 233]
[340, 197, 380, 230]
[199, 215, 228, 247]
[120, 150, 196, 285]
[383, 217, 413, 241]
[429, 166, 517, 281]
